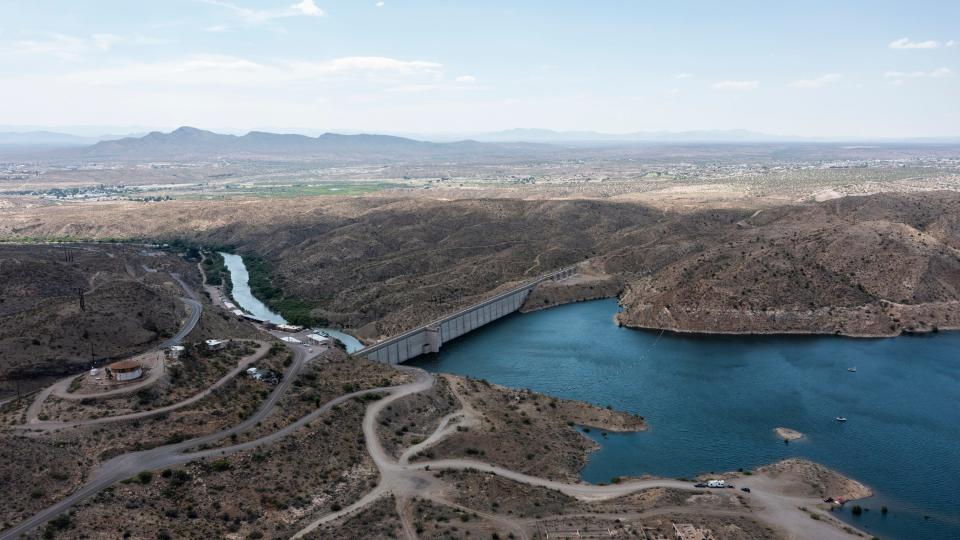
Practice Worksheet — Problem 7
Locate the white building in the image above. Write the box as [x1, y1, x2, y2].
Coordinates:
[223, 301, 236, 310]
[275, 324, 303, 333]
[281, 336, 302, 344]
[108, 360, 143, 381]
[168, 345, 186, 359]
[306, 334, 330, 346]
[205, 339, 227, 351]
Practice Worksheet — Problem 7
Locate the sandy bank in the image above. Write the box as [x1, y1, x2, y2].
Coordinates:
[753, 458, 872, 501]
[774, 427, 804, 441]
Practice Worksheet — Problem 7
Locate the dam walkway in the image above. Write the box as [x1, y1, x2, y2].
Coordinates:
[357, 265, 577, 364]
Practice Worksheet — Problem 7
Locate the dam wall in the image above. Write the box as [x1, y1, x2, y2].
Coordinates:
[358, 265, 576, 364]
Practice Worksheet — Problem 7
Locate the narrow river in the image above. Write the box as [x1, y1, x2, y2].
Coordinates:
[219, 252, 364, 353]
[410, 298, 960, 540]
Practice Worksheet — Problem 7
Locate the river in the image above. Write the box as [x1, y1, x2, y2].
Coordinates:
[219, 252, 364, 353]
[409, 298, 960, 540]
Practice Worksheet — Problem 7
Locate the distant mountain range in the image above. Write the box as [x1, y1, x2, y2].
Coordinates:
[60, 126, 551, 161]
[0, 131, 118, 147]
[452, 128, 805, 143]
[3, 126, 959, 161]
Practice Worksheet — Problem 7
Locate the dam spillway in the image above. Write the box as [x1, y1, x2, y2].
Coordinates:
[357, 265, 576, 364]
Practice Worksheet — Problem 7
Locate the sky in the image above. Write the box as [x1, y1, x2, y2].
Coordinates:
[0, 0, 958, 138]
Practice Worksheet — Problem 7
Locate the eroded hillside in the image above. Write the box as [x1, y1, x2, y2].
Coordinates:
[1, 192, 958, 339]
[0, 245, 198, 397]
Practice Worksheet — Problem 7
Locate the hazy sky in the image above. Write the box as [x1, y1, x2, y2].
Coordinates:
[0, 0, 958, 137]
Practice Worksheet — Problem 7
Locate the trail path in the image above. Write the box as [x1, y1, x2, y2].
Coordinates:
[293, 367, 867, 540]
[4, 340, 865, 540]
[20, 340, 271, 431]
[22, 294, 201, 426]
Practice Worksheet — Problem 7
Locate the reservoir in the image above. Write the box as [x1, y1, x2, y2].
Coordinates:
[219, 252, 364, 353]
[410, 299, 960, 540]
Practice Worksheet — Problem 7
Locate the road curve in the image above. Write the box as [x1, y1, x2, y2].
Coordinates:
[22, 295, 201, 426]
[295, 365, 866, 540]
[0, 351, 431, 539]
[20, 341, 272, 431]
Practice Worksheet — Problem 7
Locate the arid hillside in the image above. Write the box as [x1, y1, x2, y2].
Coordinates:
[614, 194, 960, 335]
[1, 191, 958, 339]
[0, 245, 198, 398]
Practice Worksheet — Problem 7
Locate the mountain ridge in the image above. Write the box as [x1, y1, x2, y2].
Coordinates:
[76, 126, 543, 161]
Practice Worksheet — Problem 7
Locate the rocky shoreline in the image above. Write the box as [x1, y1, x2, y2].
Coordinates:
[614, 297, 960, 338]
[520, 272, 623, 314]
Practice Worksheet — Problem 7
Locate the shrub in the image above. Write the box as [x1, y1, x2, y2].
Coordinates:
[137, 471, 153, 484]
[851, 505, 863, 516]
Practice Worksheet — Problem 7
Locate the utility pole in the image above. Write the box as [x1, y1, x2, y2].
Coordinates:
[77, 288, 85, 311]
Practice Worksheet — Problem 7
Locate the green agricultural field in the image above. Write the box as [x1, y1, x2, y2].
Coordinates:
[176, 181, 403, 199]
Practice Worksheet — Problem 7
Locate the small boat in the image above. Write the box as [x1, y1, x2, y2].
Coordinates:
[836, 417, 847, 422]
[847, 367, 857, 372]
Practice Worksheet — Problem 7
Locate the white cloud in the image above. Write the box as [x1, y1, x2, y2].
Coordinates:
[203, 0, 324, 24]
[91, 33, 122, 51]
[290, 0, 324, 16]
[376, 1, 385, 6]
[675, 72, 694, 79]
[788, 73, 842, 88]
[888, 37, 939, 49]
[205, 24, 231, 33]
[712, 80, 759, 91]
[883, 67, 953, 79]
[0, 32, 122, 59]
[53, 54, 444, 87]
[455, 75, 476, 83]
[386, 84, 440, 93]
[947, 40, 957, 47]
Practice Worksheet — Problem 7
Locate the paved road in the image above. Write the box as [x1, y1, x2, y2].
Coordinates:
[161, 296, 202, 349]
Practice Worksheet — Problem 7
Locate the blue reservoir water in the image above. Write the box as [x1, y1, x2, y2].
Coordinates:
[219, 252, 365, 352]
[410, 299, 960, 540]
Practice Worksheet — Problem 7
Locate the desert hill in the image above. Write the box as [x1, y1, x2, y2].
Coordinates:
[1, 192, 958, 339]
[0, 245, 196, 398]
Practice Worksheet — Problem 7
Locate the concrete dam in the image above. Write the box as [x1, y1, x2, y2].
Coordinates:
[357, 265, 577, 364]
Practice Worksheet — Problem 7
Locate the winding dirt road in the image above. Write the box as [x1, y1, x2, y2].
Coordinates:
[19, 340, 272, 431]
[292, 367, 867, 540]
[3, 353, 866, 540]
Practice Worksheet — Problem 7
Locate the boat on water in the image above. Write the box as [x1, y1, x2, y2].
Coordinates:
[847, 367, 857, 372]
[836, 417, 848, 422]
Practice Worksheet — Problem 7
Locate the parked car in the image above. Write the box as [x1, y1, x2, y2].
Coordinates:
[694, 483, 707, 488]
[741, 487, 751, 493]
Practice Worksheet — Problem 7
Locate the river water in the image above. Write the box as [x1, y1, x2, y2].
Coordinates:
[409, 298, 960, 540]
[219, 252, 364, 353]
